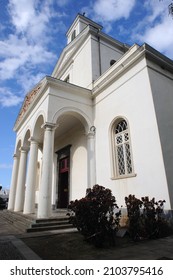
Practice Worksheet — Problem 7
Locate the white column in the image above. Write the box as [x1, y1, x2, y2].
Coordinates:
[37, 123, 55, 219]
[23, 138, 39, 214]
[87, 126, 96, 187]
[8, 154, 19, 210]
[14, 147, 28, 212]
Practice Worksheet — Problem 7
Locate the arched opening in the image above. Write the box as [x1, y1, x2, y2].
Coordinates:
[15, 139, 22, 156]
[33, 114, 44, 144]
[110, 59, 116, 66]
[23, 129, 31, 150]
[53, 110, 90, 208]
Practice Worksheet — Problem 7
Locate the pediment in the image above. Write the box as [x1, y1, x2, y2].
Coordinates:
[16, 82, 43, 125]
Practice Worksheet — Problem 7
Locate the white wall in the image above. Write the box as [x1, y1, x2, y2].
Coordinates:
[94, 58, 171, 209]
[71, 37, 93, 89]
[148, 62, 173, 209]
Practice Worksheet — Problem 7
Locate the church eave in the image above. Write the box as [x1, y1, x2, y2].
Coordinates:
[46, 76, 92, 97]
[144, 43, 173, 73]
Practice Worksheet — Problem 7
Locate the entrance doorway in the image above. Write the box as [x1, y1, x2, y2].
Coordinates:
[56, 145, 71, 209]
[58, 157, 69, 208]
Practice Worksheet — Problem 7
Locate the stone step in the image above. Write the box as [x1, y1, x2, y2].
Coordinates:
[32, 220, 70, 228]
[1, 210, 75, 233]
[27, 223, 74, 233]
[1, 210, 34, 232]
[28, 215, 73, 232]
[35, 216, 69, 223]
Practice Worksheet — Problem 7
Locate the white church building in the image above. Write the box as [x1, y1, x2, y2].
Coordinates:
[8, 14, 173, 219]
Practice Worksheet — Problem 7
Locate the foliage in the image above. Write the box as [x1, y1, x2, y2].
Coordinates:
[125, 195, 143, 239]
[125, 194, 173, 240]
[159, 0, 173, 17]
[67, 185, 121, 247]
[169, 2, 173, 16]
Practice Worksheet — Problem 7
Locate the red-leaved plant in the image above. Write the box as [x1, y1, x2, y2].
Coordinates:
[67, 185, 121, 247]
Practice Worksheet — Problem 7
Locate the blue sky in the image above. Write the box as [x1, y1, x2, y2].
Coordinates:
[0, 0, 173, 189]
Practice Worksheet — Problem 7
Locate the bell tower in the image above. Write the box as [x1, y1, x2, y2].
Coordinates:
[66, 13, 103, 44]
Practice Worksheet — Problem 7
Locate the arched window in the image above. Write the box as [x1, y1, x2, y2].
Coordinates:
[111, 118, 134, 178]
[110, 59, 116, 66]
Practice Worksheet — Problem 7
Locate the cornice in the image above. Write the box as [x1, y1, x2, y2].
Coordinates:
[143, 43, 173, 73]
[46, 76, 92, 97]
[92, 43, 173, 97]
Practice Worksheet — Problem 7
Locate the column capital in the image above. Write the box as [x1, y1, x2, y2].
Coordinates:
[13, 153, 18, 159]
[19, 146, 29, 153]
[29, 137, 39, 144]
[41, 122, 57, 131]
[87, 126, 96, 138]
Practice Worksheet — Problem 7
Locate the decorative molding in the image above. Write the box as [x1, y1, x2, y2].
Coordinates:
[17, 83, 42, 124]
[41, 122, 57, 131]
[87, 126, 96, 137]
[19, 146, 29, 153]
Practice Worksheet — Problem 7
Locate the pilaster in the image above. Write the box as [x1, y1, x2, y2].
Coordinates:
[87, 126, 96, 187]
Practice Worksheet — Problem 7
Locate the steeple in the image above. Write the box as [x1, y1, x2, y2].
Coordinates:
[66, 13, 103, 44]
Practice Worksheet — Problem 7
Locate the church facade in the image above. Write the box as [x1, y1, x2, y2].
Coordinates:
[8, 14, 173, 218]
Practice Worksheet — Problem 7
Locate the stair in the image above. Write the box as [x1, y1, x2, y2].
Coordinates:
[1, 210, 75, 233]
[1, 210, 34, 233]
[27, 216, 74, 233]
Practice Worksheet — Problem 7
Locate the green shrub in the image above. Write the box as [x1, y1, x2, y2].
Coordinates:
[67, 185, 121, 247]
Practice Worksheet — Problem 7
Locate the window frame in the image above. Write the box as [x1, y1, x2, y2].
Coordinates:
[71, 30, 76, 42]
[110, 117, 136, 180]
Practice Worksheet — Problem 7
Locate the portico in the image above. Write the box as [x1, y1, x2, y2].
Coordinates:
[8, 76, 94, 218]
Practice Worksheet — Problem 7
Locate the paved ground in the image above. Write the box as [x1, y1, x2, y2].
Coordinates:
[0, 210, 173, 260]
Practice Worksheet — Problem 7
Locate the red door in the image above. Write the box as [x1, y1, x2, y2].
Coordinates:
[58, 157, 69, 208]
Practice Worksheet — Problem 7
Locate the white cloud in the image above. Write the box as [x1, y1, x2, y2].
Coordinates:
[141, 16, 173, 58]
[8, 0, 36, 33]
[0, 0, 63, 107]
[133, 0, 173, 59]
[0, 88, 23, 107]
[93, 0, 136, 21]
[82, 0, 136, 32]
[0, 34, 55, 81]
[16, 71, 45, 93]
